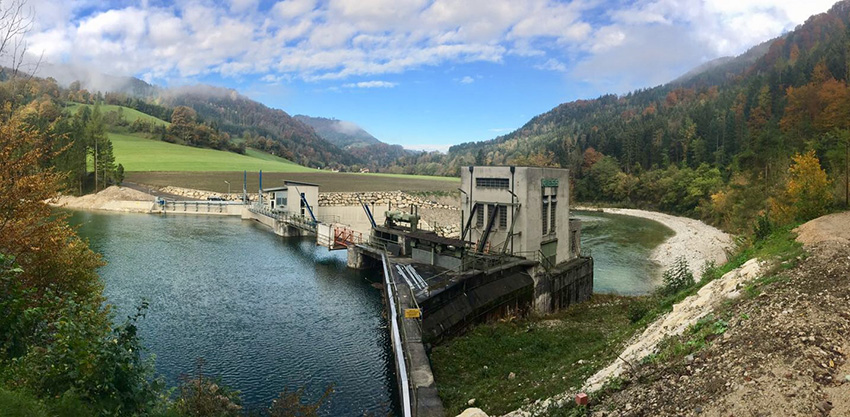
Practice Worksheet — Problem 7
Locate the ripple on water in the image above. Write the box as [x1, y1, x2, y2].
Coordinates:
[575, 210, 674, 295]
[68, 211, 398, 416]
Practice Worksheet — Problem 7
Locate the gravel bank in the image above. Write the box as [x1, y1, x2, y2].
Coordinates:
[582, 208, 735, 280]
[51, 186, 156, 213]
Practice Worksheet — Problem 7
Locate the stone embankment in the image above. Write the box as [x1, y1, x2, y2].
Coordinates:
[158, 186, 251, 201]
[155, 186, 460, 211]
[319, 191, 458, 210]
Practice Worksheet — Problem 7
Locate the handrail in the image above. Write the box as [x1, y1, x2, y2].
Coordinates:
[381, 253, 413, 417]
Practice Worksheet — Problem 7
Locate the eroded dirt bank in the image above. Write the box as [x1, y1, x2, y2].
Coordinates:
[582, 212, 850, 417]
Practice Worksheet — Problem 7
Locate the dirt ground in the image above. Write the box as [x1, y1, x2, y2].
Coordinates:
[125, 171, 460, 193]
[585, 214, 850, 417]
[54, 186, 153, 206]
[794, 211, 850, 247]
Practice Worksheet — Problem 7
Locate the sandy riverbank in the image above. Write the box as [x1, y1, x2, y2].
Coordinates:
[51, 186, 156, 213]
[576, 207, 734, 279]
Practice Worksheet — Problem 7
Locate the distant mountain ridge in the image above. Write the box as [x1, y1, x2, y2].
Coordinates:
[294, 115, 382, 149]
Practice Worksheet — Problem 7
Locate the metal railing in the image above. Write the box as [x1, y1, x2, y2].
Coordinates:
[159, 200, 243, 213]
[514, 250, 556, 271]
[248, 204, 318, 233]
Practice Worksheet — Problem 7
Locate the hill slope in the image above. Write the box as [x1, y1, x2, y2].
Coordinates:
[293, 115, 381, 149]
[399, 0, 850, 232]
[109, 132, 314, 172]
[157, 86, 354, 169]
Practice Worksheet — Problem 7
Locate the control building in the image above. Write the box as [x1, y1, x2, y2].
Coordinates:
[460, 166, 581, 266]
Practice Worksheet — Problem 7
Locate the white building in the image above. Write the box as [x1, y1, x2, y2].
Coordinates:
[460, 166, 580, 267]
[265, 181, 319, 218]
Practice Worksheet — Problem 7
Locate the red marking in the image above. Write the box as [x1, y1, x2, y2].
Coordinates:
[575, 393, 588, 406]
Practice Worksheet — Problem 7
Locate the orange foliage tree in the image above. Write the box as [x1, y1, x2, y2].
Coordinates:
[0, 99, 104, 302]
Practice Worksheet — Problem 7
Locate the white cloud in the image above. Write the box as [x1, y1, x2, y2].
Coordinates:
[343, 80, 397, 88]
[19, 0, 839, 92]
[459, 75, 474, 84]
[535, 58, 567, 72]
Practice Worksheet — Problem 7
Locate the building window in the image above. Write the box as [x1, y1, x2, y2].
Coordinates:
[499, 205, 508, 229]
[487, 204, 497, 229]
[542, 186, 558, 235]
[475, 203, 484, 227]
[475, 177, 510, 189]
[550, 199, 557, 232]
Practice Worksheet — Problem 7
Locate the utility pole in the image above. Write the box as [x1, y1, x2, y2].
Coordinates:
[94, 137, 99, 192]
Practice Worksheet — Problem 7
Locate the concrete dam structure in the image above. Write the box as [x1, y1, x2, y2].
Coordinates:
[153, 167, 594, 417]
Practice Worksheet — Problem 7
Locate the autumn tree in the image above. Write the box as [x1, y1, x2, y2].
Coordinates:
[169, 105, 198, 144]
[769, 150, 833, 224]
[84, 103, 117, 191]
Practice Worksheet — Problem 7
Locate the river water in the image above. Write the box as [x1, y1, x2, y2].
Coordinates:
[573, 210, 674, 295]
[67, 208, 672, 413]
[68, 211, 398, 415]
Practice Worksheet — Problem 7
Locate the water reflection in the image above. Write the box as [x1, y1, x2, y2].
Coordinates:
[575, 210, 674, 295]
[68, 211, 398, 415]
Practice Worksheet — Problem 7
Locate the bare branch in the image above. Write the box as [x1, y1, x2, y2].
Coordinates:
[0, 0, 35, 80]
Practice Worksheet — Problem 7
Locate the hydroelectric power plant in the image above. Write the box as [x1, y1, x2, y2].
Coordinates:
[87, 166, 595, 416]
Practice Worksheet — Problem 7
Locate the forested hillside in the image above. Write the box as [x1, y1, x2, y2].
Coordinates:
[294, 115, 381, 148]
[387, 0, 850, 233]
[293, 114, 412, 171]
[160, 87, 354, 168]
[61, 77, 354, 169]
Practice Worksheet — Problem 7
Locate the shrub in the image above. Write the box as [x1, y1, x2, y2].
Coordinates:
[627, 301, 649, 324]
[662, 256, 694, 295]
[753, 213, 773, 241]
[268, 385, 333, 417]
[175, 359, 242, 417]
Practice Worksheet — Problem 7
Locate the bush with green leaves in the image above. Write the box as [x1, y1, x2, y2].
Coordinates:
[661, 256, 694, 295]
[1, 255, 167, 416]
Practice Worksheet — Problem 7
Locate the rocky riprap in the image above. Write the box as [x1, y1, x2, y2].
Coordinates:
[318, 191, 458, 210]
[155, 186, 458, 210]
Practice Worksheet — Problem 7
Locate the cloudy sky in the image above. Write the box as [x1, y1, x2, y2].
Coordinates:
[25, 0, 838, 150]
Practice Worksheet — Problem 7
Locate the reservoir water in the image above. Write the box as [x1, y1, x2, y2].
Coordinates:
[68, 211, 398, 415]
[67, 208, 673, 413]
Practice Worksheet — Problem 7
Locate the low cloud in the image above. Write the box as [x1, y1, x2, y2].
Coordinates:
[459, 75, 474, 84]
[405, 143, 451, 153]
[333, 120, 362, 134]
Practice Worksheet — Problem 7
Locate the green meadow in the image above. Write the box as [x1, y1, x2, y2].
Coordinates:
[65, 102, 171, 126]
[110, 133, 315, 172]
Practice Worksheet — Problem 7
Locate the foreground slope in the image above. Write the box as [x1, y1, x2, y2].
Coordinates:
[585, 214, 850, 416]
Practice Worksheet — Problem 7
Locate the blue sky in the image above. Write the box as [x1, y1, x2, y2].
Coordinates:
[25, 0, 838, 151]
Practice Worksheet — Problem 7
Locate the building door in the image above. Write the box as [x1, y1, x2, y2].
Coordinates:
[541, 240, 557, 267]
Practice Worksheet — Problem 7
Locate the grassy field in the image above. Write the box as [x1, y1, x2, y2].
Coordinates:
[430, 295, 643, 415]
[125, 170, 461, 193]
[111, 133, 314, 172]
[67, 102, 460, 192]
[65, 103, 170, 126]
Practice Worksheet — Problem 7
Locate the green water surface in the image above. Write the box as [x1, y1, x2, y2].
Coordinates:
[574, 210, 674, 295]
